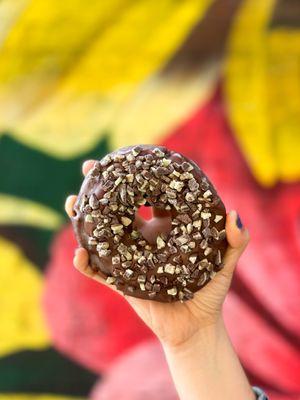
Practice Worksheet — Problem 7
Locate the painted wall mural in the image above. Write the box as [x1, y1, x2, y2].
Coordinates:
[0, 1, 299, 399]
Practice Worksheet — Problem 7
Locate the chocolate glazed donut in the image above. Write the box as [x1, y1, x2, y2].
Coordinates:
[72, 145, 228, 302]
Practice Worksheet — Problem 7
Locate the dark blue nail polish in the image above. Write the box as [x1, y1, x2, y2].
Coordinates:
[236, 214, 243, 229]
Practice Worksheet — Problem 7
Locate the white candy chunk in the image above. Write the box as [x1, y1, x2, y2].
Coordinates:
[204, 247, 212, 256]
[114, 176, 123, 186]
[157, 235, 166, 249]
[121, 216, 132, 226]
[167, 287, 178, 296]
[85, 214, 93, 223]
[164, 264, 175, 274]
[214, 215, 223, 223]
[201, 212, 211, 220]
[189, 255, 197, 264]
[193, 220, 202, 229]
[111, 224, 124, 234]
[126, 174, 134, 182]
[203, 190, 212, 198]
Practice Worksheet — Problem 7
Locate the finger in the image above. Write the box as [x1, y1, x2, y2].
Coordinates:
[65, 195, 77, 217]
[82, 160, 96, 176]
[73, 247, 90, 273]
[73, 248, 123, 295]
[222, 210, 250, 275]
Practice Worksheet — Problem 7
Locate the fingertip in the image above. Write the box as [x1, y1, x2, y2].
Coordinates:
[65, 195, 77, 217]
[226, 210, 250, 249]
[73, 247, 89, 271]
[221, 212, 250, 277]
[82, 160, 96, 176]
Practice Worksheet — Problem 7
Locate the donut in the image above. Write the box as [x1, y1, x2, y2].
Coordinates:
[72, 145, 227, 302]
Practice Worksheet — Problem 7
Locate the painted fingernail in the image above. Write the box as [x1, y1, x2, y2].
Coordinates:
[236, 214, 243, 229]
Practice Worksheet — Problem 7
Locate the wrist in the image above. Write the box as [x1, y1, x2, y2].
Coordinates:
[162, 313, 225, 357]
[162, 314, 255, 400]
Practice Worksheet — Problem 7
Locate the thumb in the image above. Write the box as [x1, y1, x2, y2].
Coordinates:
[222, 210, 250, 278]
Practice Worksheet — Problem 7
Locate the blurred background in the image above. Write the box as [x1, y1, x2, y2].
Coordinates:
[0, 0, 299, 399]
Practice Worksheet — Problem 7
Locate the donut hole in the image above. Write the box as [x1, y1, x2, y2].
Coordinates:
[137, 204, 152, 221]
[136, 205, 172, 245]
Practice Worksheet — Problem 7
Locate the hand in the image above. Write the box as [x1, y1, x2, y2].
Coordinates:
[65, 160, 250, 348]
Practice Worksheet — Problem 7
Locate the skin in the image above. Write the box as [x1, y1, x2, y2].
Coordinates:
[65, 160, 255, 400]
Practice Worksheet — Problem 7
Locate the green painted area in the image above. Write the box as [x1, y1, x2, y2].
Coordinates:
[0, 133, 110, 271]
[0, 134, 110, 215]
[0, 348, 99, 396]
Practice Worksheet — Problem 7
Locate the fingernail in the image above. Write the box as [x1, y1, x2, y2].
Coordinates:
[236, 214, 243, 229]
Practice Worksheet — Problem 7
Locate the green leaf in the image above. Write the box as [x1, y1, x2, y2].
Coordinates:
[0, 347, 99, 396]
[0, 134, 109, 215]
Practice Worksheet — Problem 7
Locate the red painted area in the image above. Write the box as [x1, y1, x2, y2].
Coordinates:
[91, 340, 178, 400]
[161, 86, 300, 397]
[43, 224, 154, 373]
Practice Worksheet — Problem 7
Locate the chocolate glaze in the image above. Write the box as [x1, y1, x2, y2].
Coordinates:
[72, 145, 227, 302]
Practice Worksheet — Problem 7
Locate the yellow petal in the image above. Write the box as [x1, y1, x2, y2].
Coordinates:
[0, 0, 130, 125]
[0, 237, 49, 357]
[0, 0, 212, 156]
[225, 0, 300, 185]
[110, 63, 219, 149]
[0, 396, 82, 400]
[0, 0, 29, 45]
[266, 30, 300, 183]
[0, 194, 63, 229]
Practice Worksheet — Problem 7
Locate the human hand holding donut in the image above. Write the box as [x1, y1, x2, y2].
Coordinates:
[65, 148, 256, 400]
[66, 178, 248, 346]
